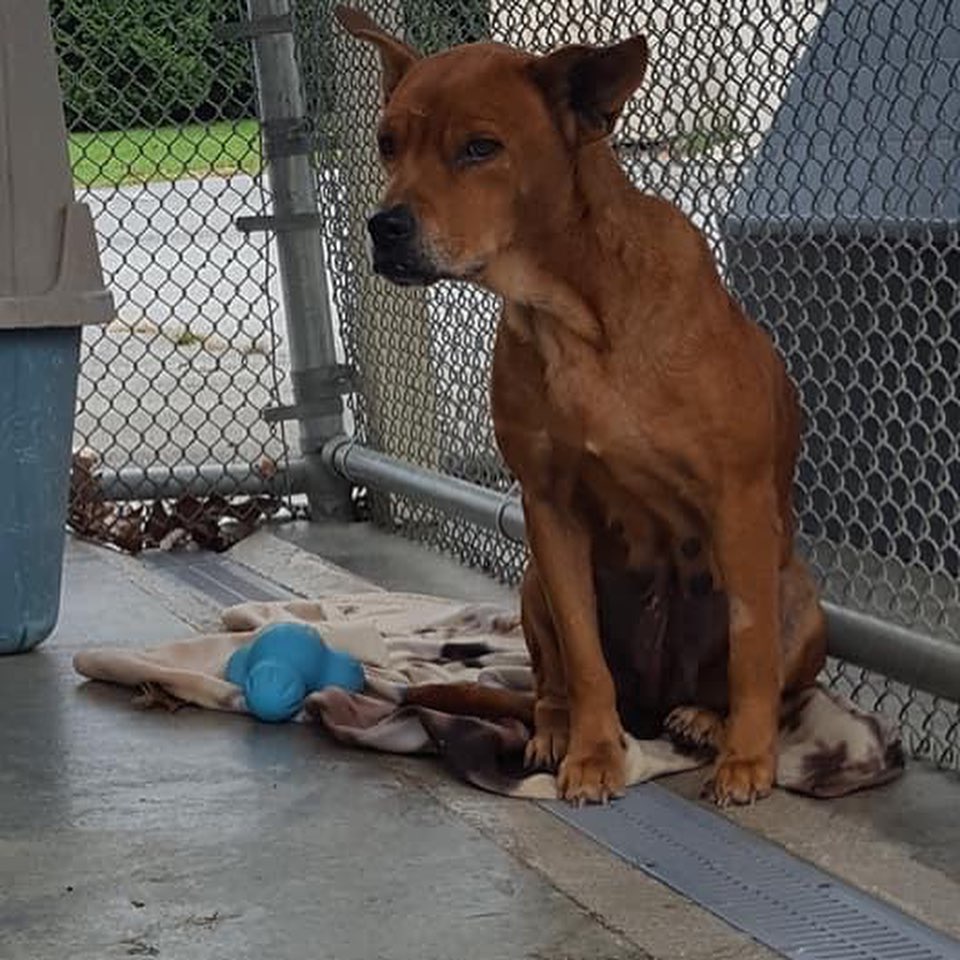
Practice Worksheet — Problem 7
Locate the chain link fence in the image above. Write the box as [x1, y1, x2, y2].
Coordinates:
[50, 0, 957, 768]
[299, 0, 959, 769]
[54, 0, 296, 550]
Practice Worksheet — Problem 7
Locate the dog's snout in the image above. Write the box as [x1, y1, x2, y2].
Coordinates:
[368, 204, 416, 246]
[367, 203, 437, 286]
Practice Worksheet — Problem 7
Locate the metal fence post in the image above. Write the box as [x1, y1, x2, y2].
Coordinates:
[245, 0, 351, 518]
[325, 1, 441, 477]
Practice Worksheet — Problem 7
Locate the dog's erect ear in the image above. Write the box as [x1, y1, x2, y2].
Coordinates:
[334, 6, 419, 103]
[529, 36, 649, 144]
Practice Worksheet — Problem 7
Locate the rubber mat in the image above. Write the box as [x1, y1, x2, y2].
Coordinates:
[546, 784, 960, 960]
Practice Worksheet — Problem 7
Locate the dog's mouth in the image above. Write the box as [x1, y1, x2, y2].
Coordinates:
[372, 253, 441, 287]
[374, 255, 488, 289]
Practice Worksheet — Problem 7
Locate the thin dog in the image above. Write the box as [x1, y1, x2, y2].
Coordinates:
[336, 7, 827, 806]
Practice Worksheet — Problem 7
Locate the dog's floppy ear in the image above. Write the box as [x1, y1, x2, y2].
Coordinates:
[529, 36, 649, 144]
[334, 6, 419, 103]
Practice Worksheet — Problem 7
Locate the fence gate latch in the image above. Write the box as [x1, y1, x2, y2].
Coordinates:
[212, 14, 294, 43]
[262, 364, 355, 423]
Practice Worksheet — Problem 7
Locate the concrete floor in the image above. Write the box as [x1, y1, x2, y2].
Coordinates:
[1, 524, 958, 960]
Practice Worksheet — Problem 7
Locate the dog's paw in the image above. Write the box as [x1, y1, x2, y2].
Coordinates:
[703, 752, 775, 807]
[664, 705, 724, 754]
[525, 731, 567, 770]
[557, 735, 626, 805]
[525, 700, 569, 770]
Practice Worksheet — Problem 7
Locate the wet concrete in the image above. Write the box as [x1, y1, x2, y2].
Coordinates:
[0, 539, 641, 960]
[2, 529, 958, 960]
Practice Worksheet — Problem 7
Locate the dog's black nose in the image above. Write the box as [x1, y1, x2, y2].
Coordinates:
[368, 204, 415, 246]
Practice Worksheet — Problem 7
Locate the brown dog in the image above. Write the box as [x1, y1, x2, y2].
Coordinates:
[336, 7, 827, 806]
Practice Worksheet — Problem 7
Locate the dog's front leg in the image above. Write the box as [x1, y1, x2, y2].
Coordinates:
[521, 561, 570, 769]
[524, 496, 626, 804]
[708, 480, 782, 805]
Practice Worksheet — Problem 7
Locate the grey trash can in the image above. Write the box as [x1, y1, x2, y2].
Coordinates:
[0, 0, 113, 654]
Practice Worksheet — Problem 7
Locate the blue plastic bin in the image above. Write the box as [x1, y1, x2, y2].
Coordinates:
[0, 2, 112, 654]
[0, 328, 81, 653]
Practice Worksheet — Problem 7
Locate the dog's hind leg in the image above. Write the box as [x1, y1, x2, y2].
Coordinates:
[665, 553, 827, 774]
[664, 705, 724, 755]
[780, 553, 827, 693]
[521, 559, 570, 769]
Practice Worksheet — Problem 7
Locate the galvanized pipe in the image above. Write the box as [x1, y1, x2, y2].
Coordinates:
[322, 435, 960, 701]
[824, 603, 960, 704]
[323, 436, 525, 541]
[96, 460, 308, 502]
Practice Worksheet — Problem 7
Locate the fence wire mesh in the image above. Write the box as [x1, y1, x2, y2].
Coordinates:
[298, 0, 959, 768]
[54, 0, 295, 551]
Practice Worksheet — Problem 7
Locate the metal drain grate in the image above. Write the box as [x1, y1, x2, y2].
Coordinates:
[143, 553, 294, 607]
[546, 784, 960, 960]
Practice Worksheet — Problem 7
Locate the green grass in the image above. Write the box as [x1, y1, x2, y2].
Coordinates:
[69, 119, 262, 188]
[171, 328, 204, 348]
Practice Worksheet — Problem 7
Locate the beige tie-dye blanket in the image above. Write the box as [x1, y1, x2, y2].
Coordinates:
[73, 591, 904, 800]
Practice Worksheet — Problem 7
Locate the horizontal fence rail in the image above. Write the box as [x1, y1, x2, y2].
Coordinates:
[323, 439, 960, 712]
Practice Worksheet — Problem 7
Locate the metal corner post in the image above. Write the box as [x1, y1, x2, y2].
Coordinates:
[245, 0, 351, 518]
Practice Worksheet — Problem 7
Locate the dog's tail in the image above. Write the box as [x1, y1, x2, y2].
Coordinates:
[403, 683, 534, 724]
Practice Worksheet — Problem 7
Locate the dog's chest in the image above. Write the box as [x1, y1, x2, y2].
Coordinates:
[538, 349, 708, 526]
[542, 358, 607, 439]
[493, 316, 704, 512]
[540, 351, 660, 463]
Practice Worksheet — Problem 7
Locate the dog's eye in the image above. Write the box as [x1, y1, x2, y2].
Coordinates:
[377, 133, 397, 161]
[459, 137, 502, 165]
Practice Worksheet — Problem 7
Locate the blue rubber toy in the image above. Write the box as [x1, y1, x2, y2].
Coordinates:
[225, 621, 365, 723]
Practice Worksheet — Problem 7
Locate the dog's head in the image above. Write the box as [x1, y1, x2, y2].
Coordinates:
[335, 6, 648, 289]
